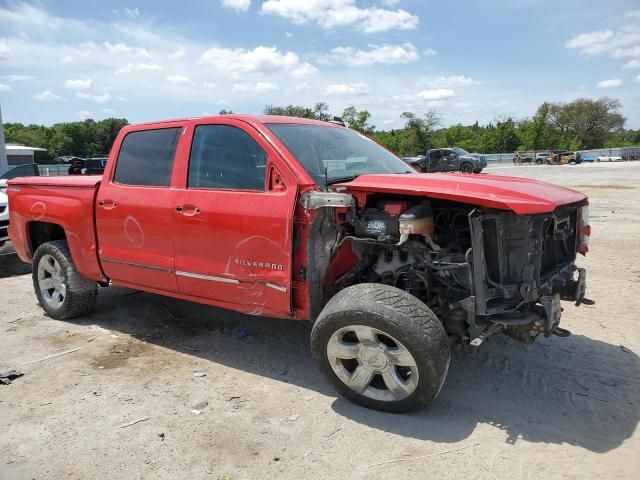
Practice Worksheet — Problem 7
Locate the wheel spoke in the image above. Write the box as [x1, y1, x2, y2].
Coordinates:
[39, 278, 54, 290]
[42, 258, 55, 274]
[382, 369, 413, 399]
[53, 289, 63, 306]
[58, 282, 67, 297]
[387, 346, 417, 368]
[352, 325, 377, 344]
[326, 340, 360, 360]
[347, 365, 375, 393]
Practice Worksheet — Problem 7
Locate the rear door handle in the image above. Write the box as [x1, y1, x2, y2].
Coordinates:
[98, 200, 117, 209]
[175, 205, 200, 216]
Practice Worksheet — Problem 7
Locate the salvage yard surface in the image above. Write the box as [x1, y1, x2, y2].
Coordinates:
[1, 162, 639, 480]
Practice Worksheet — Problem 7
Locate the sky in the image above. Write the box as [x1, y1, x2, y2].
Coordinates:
[0, 0, 639, 130]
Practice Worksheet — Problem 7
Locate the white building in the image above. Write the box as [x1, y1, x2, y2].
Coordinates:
[5, 144, 47, 166]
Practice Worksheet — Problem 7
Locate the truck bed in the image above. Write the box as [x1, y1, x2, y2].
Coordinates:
[8, 175, 104, 282]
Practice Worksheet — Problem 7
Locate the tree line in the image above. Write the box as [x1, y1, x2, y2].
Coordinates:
[3, 97, 638, 162]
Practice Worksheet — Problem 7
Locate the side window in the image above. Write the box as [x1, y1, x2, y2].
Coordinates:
[114, 128, 181, 186]
[188, 124, 266, 191]
[441, 149, 453, 157]
[432, 150, 443, 159]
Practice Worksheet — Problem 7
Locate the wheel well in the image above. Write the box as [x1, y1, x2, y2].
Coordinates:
[29, 221, 66, 254]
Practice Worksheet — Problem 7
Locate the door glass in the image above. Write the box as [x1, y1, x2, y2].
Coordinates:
[188, 125, 266, 190]
[113, 128, 181, 186]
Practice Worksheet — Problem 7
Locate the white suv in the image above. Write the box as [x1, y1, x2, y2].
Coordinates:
[0, 183, 9, 248]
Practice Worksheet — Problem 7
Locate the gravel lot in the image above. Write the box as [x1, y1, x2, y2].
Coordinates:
[1, 162, 639, 480]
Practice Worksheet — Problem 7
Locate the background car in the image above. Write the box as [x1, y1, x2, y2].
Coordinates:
[596, 155, 623, 162]
[83, 157, 107, 175]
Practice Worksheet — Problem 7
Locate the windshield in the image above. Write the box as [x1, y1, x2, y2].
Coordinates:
[452, 147, 470, 156]
[266, 124, 413, 188]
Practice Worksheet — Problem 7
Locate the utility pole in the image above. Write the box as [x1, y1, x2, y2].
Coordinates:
[0, 104, 8, 176]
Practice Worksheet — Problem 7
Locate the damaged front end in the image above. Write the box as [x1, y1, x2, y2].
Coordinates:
[302, 190, 591, 346]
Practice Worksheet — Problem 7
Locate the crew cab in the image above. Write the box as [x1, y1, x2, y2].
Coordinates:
[405, 147, 487, 173]
[8, 115, 590, 412]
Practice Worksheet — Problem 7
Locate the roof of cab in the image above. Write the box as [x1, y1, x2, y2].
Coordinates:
[126, 114, 340, 129]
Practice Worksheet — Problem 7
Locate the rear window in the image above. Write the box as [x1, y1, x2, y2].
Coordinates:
[114, 128, 181, 186]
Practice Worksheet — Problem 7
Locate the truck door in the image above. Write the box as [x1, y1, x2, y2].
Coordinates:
[172, 120, 297, 316]
[441, 149, 457, 171]
[96, 124, 184, 292]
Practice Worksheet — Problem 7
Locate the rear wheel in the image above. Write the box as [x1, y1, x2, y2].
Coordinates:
[311, 284, 450, 413]
[535, 159, 543, 165]
[32, 240, 97, 319]
[459, 162, 473, 173]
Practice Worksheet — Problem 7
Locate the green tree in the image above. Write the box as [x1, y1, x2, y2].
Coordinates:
[342, 106, 375, 134]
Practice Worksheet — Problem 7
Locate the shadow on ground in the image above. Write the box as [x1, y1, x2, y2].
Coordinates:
[0, 242, 31, 278]
[65, 286, 640, 454]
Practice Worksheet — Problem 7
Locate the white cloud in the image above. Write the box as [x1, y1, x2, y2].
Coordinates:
[202, 81, 217, 89]
[76, 92, 112, 103]
[34, 90, 62, 101]
[612, 46, 640, 59]
[102, 108, 117, 114]
[634, 74, 640, 83]
[285, 31, 293, 38]
[324, 82, 370, 95]
[200, 45, 316, 77]
[416, 88, 456, 100]
[423, 48, 437, 56]
[0, 74, 34, 82]
[117, 96, 129, 102]
[623, 59, 640, 69]
[221, 0, 251, 11]
[168, 46, 186, 60]
[104, 42, 151, 58]
[167, 74, 192, 84]
[124, 7, 140, 18]
[0, 38, 10, 59]
[596, 78, 622, 88]
[261, 0, 418, 33]
[0, 83, 12, 92]
[76, 110, 92, 119]
[565, 30, 614, 53]
[64, 78, 93, 90]
[61, 55, 74, 63]
[232, 82, 279, 93]
[565, 13, 640, 68]
[115, 63, 163, 75]
[424, 75, 481, 88]
[295, 81, 310, 91]
[323, 43, 418, 66]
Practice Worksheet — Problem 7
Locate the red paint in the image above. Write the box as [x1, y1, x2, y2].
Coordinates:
[8, 115, 588, 321]
[337, 173, 586, 214]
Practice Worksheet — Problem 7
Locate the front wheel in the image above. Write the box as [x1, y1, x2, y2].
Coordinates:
[459, 162, 473, 173]
[32, 240, 97, 319]
[311, 284, 450, 413]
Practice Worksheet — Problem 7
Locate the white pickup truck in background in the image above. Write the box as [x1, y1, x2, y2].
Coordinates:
[0, 180, 9, 248]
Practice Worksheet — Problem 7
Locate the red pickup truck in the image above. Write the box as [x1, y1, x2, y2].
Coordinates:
[8, 115, 591, 412]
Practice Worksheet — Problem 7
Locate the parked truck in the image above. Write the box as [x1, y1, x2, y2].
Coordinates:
[404, 147, 487, 173]
[8, 115, 591, 412]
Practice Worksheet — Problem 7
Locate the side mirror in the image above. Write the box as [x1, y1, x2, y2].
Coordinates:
[0, 179, 8, 191]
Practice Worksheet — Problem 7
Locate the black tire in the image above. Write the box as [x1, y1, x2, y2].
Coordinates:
[311, 283, 450, 413]
[32, 240, 97, 319]
[535, 159, 543, 165]
[459, 163, 473, 173]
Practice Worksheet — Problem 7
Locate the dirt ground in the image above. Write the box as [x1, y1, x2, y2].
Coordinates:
[1, 162, 639, 480]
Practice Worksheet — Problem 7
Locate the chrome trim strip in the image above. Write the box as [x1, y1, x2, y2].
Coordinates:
[100, 257, 173, 273]
[176, 270, 240, 284]
[265, 282, 287, 293]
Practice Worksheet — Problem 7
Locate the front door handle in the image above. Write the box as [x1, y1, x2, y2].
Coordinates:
[98, 199, 117, 209]
[175, 205, 200, 216]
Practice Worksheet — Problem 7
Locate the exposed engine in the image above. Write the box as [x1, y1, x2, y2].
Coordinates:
[324, 194, 589, 345]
